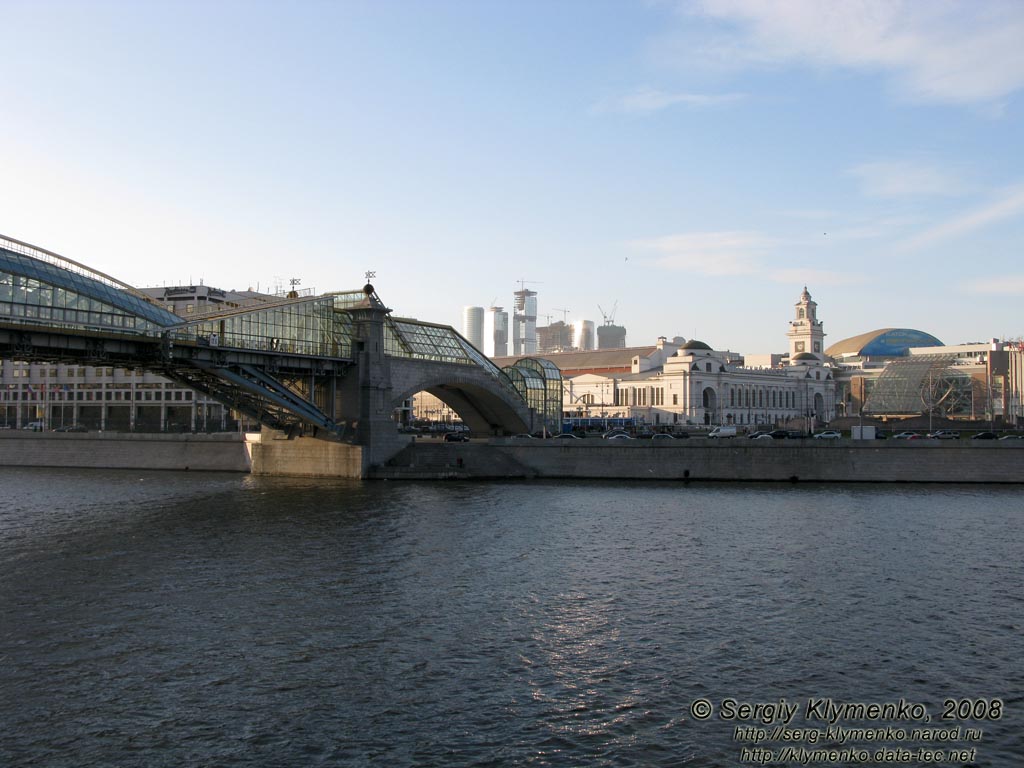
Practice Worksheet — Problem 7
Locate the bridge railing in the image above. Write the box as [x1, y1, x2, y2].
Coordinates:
[169, 295, 352, 358]
[170, 287, 321, 320]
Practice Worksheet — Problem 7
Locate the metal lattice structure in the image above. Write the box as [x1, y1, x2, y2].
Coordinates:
[0, 234, 542, 439]
[863, 354, 979, 417]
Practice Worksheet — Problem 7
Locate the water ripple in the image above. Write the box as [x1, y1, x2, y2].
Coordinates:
[1, 471, 1022, 765]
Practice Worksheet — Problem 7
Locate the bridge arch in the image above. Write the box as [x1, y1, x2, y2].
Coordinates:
[390, 358, 534, 435]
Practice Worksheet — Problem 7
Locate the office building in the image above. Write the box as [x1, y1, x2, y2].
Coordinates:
[483, 306, 508, 358]
[512, 288, 537, 355]
[462, 306, 484, 350]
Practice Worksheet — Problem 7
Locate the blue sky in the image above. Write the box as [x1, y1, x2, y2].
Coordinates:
[2, 0, 1023, 354]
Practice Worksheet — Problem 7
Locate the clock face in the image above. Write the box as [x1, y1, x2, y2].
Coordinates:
[813, 342, 821, 352]
[795, 341, 805, 352]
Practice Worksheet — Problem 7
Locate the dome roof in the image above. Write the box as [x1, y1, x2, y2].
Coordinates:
[679, 339, 712, 350]
[826, 328, 943, 358]
[791, 352, 818, 361]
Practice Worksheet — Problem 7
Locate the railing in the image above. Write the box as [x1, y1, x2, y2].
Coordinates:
[169, 292, 329, 324]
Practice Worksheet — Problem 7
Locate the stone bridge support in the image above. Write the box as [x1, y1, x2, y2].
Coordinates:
[332, 285, 409, 467]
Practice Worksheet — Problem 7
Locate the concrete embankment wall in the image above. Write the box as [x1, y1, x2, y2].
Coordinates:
[247, 434, 365, 478]
[4, 433, 1020, 482]
[0, 432, 251, 472]
[372, 439, 1024, 483]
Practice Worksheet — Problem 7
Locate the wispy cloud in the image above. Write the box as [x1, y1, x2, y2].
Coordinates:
[776, 208, 836, 221]
[824, 215, 921, 242]
[898, 185, 1024, 251]
[680, 0, 1024, 107]
[847, 160, 968, 199]
[593, 86, 744, 114]
[631, 230, 772, 274]
[965, 276, 1024, 296]
[632, 230, 864, 286]
[769, 268, 867, 287]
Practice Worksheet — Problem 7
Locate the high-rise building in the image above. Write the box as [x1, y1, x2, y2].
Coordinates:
[512, 288, 537, 355]
[484, 306, 508, 357]
[572, 319, 596, 351]
[597, 323, 627, 349]
[462, 306, 484, 350]
[537, 321, 573, 353]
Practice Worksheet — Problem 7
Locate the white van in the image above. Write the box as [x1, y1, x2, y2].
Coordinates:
[707, 425, 737, 438]
[22, 421, 45, 432]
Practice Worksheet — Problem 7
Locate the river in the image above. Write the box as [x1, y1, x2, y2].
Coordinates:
[1, 468, 1021, 766]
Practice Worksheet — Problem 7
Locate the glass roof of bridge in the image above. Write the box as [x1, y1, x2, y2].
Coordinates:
[1, 241, 181, 330]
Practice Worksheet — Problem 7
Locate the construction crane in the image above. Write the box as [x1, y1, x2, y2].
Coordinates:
[516, 279, 542, 292]
[598, 301, 618, 326]
[553, 308, 571, 324]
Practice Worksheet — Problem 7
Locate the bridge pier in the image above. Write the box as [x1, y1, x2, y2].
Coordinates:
[333, 283, 410, 469]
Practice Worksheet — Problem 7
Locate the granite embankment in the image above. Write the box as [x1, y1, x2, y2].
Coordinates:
[0, 432, 251, 472]
[372, 438, 1024, 483]
[2, 432, 1022, 482]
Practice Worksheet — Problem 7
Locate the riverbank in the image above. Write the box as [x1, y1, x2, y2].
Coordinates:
[372, 438, 1024, 483]
[0, 432, 251, 472]
[1, 432, 1021, 482]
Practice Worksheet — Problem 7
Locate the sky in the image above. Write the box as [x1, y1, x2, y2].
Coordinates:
[2, 0, 1023, 355]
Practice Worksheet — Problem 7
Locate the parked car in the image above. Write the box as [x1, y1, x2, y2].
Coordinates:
[926, 430, 960, 440]
[751, 433, 774, 440]
[53, 425, 88, 432]
[766, 430, 789, 439]
[511, 433, 536, 439]
[786, 431, 807, 439]
[971, 432, 999, 440]
[893, 431, 919, 439]
[602, 430, 630, 439]
[444, 432, 469, 442]
[553, 433, 580, 440]
[998, 434, 1024, 440]
[813, 431, 841, 439]
[650, 433, 675, 440]
[746, 431, 767, 439]
[707, 425, 737, 438]
[22, 421, 46, 431]
[606, 433, 634, 440]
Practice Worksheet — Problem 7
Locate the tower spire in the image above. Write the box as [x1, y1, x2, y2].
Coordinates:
[787, 286, 825, 358]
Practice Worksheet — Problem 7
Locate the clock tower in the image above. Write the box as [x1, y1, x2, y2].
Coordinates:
[787, 286, 825, 358]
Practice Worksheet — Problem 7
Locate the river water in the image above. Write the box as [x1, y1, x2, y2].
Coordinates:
[1, 468, 1022, 766]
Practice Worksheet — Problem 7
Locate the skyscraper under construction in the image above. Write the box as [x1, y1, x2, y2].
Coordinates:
[512, 287, 537, 355]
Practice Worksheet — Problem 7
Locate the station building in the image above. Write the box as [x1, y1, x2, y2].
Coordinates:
[497, 288, 838, 430]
